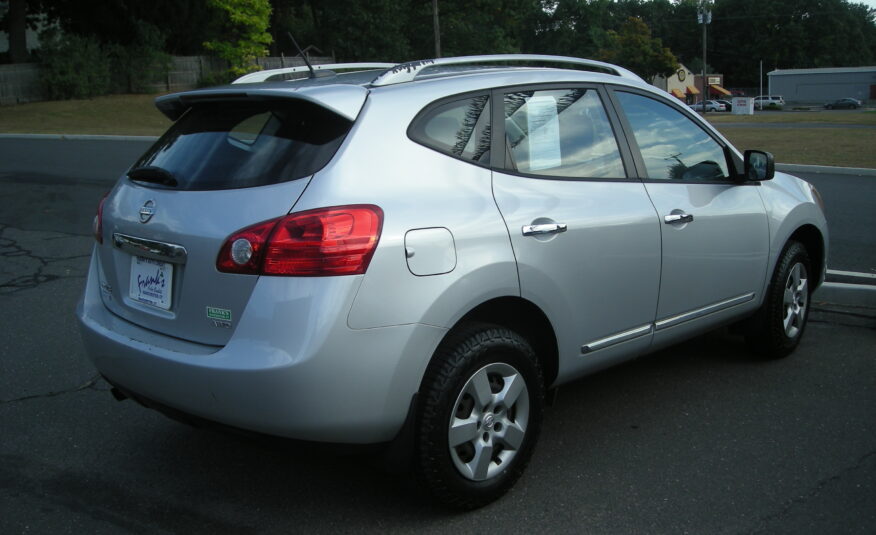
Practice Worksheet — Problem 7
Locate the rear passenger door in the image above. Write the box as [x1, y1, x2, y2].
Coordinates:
[490, 85, 661, 376]
[610, 89, 769, 348]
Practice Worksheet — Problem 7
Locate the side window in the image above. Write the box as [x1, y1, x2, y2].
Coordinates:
[616, 91, 730, 181]
[410, 95, 491, 164]
[503, 88, 625, 179]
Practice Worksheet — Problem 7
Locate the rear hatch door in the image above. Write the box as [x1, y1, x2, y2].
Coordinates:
[96, 95, 359, 346]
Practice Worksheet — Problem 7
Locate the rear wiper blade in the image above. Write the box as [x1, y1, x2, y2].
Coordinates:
[127, 166, 178, 187]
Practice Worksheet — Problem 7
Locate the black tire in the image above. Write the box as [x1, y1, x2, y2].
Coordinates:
[415, 322, 544, 509]
[746, 241, 812, 358]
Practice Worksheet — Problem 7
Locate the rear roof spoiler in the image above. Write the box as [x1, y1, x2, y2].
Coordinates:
[232, 63, 397, 84]
[154, 84, 370, 122]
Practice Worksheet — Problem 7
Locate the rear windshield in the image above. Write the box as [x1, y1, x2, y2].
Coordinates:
[131, 99, 353, 190]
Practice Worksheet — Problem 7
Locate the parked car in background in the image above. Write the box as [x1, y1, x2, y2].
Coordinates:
[716, 99, 733, 112]
[824, 97, 862, 109]
[689, 99, 726, 112]
[754, 95, 785, 109]
[77, 54, 828, 510]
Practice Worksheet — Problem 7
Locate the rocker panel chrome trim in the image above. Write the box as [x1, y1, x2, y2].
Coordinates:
[655, 293, 755, 331]
[581, 324, 653, 354]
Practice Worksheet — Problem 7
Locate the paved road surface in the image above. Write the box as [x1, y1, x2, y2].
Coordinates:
[793, 171, 876, 276]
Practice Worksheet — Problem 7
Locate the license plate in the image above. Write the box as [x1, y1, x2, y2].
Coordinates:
[129, 256, 173, 310]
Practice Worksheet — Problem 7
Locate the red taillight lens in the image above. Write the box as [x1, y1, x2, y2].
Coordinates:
[217, 205, 383, 276]
[93, 192, 109, 244]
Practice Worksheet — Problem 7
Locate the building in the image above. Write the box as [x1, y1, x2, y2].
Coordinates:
[768, 66, 876, 103]
[652, 64, 732, 103]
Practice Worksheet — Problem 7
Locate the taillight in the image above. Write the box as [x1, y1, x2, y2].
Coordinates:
[93, 192, 109, 244]
[217, 205, 384, 276]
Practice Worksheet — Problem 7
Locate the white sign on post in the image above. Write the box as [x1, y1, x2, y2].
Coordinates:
[732, 97, 754, 115]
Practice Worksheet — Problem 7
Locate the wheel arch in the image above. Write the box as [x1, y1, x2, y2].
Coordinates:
[434, 296, 559, 389]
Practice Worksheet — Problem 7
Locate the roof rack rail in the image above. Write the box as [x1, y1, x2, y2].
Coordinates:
[233, 63, 397, 84]
[370, 54, 644, 87]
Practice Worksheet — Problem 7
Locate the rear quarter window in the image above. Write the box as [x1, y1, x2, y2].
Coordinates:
[131, 100, 352, 191]
[408, 94, 491, 165]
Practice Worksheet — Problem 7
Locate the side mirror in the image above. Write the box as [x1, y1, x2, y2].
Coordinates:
[744, 150, 775, 181]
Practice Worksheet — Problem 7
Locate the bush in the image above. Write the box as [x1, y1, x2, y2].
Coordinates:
[108, 23, 171, 94]
[38, 30, 111, 100]
[197, 70, 235, 87]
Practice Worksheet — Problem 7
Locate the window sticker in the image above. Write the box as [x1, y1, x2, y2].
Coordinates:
[525, 96, 561, 171]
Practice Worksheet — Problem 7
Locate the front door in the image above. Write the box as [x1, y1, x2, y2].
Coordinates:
[611, 90, 769, 347]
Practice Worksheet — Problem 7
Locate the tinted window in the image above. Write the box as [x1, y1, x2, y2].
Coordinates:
[503, 88, 625, 178]
[617, 92, 730, 181]
[132, 100, 352, 191]
[410, 95, 491, 164]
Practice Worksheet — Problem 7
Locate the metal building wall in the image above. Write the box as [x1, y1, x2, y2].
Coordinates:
[769, 69, 876, 103]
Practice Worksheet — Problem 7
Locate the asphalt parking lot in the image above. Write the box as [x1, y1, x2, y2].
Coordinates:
[1, 139, 875, 533]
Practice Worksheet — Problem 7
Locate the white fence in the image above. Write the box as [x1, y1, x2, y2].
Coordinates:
[0, 55, 335, 105]
[0, 63, 42, 105]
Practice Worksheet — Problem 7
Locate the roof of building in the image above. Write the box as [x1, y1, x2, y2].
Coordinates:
[768, 66, 876, 76]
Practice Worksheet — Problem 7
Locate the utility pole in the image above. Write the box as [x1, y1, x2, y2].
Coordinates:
[433, 0, 441, 58]
[698, 3, 711, 114]
[759, 60, 763, 104]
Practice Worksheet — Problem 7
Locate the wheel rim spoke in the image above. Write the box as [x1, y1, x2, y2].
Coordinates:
[496, 373, 524, 408]
[449, 418, 479, 447]
[467, 368, 494, 409]
[498, 421, 526, 450]
[468, 440, 494, 481]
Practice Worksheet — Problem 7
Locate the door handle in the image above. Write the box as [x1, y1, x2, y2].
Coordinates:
[522, 223, 568, 236]
[664, 213, 694, 224]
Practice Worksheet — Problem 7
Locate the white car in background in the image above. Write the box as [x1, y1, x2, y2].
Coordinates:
[689, 100, 726, 112]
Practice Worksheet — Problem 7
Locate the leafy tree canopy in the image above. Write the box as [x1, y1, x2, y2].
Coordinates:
[204, 0, 273, 76]
[6, 0, 876, 91]
[596, 16, 679, 81]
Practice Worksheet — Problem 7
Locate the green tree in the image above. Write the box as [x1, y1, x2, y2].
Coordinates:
[38, 29, 111, 99]
[309, 0, 411, 61]
[204, 0, 273, 77]
[596, 16, 678, 81]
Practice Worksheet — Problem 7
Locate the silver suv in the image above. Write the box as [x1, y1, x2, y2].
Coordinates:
[77, 55, 828, 509]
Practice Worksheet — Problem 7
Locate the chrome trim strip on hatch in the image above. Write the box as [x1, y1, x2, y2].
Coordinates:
[654, 292, 755, 331]
[112, 233, 188, 264]
[581, 323, 653, 354]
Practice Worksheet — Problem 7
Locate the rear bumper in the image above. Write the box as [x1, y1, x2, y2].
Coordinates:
[76, 249, 447, 443]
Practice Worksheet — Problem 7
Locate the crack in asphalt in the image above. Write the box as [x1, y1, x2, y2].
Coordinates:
[0, 374, 103, 405]
[746, 449, 876, 535]
[0, 223, 91, 295]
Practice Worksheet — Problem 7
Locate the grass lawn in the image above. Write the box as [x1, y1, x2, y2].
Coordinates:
[706, 110, 876, 125]
[715, 127, 876, 169]
[0, 94, 170, 136]
[1, 96, 874, 168]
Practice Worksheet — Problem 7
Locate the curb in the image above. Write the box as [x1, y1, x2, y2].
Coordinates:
[0, 133, 160, 142]
[777, 163, 876, 177]
[813, 282, 876, 309]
